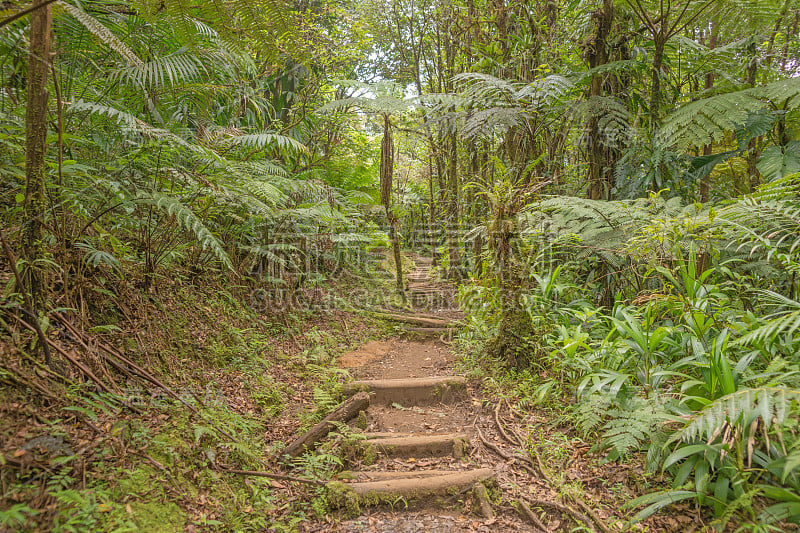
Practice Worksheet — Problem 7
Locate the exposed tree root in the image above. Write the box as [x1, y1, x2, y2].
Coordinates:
[523, 496, 598, 533]
[494, 401, 521, 446]
[513, 500, 547, 532]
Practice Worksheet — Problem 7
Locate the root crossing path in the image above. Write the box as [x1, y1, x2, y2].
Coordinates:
[298, 257, 556, 532]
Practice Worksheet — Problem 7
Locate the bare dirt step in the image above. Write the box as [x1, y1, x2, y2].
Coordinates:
[326, 468, 496, 514]
[344, 376, 467, 406]
[361, 432, 471, 459]
[350, 340, 455, 380]
[361, 402, 474, 434]
[339, 469, 477, 481]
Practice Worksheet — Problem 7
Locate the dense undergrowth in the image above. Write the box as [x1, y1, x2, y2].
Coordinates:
[457, 177, 800, 530]
[0, 269, 398, 531]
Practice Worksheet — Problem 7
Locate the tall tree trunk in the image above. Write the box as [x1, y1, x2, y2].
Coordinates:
[381, 114, 405, 305]
[649, 35, 665, 127]
[586, 0, 614, 200]
[700, 22, 717, 202]
[447, 131, 462, 281]
[428, 159, 437, 265]
[746, 40, 762, 193]
[23, 0, 52, 316]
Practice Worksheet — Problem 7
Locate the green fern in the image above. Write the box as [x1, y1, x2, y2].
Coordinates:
[57, 2, 143, 67]
[676, 387, 800, 444]
[572, 393, 613, 436]
[660, 78, 800, 150]
[601, 398, 673, 460]
[115, 49, 205, 88]
[137, 191, 233, 270]
[574, 96, 631, 148]
[227, 132, 309, 154]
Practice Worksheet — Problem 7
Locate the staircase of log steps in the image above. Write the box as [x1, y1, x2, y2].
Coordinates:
[293, 255, 495, 516]
[325, 373, 494, 516]
[329, 256, 491, 515]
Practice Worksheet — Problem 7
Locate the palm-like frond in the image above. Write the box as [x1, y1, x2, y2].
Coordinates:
[715, 175, 800, 270]
[57, 1, 143, 67]
[114, 49, 205, 87]
[660, 78, 800, 150]
[574, 96, 631, 148]
[227, 132, 309, 154]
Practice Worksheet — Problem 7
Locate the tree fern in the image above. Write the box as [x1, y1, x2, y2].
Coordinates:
[441, 72, 575, 139]
[660, 78, 800, 150]
[574, 96, 631, 148]
[522, 194, 693, 265]
[129, 0, 294, 59]
[659, 91, 764, 150]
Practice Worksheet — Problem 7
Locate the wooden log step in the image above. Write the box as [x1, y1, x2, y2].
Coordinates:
[371, 312, 456, 328]
[326, 468, 495, 514]
[362, 432, 470, 458]
[344, 376, 467, 406]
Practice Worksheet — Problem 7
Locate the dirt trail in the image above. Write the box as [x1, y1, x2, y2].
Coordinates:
[292, 257, 686, 532]
[301, 257, 534, 532]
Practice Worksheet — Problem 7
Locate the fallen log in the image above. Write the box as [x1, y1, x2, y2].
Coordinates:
[283, 392, 370, 459]
[402, 327, 454, 335]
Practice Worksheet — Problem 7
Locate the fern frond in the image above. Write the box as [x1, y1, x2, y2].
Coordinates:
[659, 91, 762, 150]
[660, 78, 800, 150]
[114, 49, 205, 88]
[227, 132, 309, 154]
[574, 96, 631, 147]
[137, 191, 232, 270]
[57, 1, 143, 67]
[676, 387, 800, 443]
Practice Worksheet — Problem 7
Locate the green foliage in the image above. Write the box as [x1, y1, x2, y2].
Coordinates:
[139, 191, 233, 270]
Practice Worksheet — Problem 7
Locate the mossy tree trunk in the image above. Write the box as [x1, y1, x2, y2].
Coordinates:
[23, 0, 52, 316]
[586, 0, 617, 201]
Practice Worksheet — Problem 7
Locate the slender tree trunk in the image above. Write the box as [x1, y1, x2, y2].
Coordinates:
[649, 35, 665, 127]
[746, 40, 762, 193]
[23, 0, 52, 316]
[781, 11, 799, 72]
[447, 131, 462, 281]
[380, 114, 405, 305]
[427, 158, 437, 266]
[700, 22, 717, 202]
[763, 0, 792, 82]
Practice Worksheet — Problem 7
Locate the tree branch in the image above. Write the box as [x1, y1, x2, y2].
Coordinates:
[0, 0, 60, 28]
